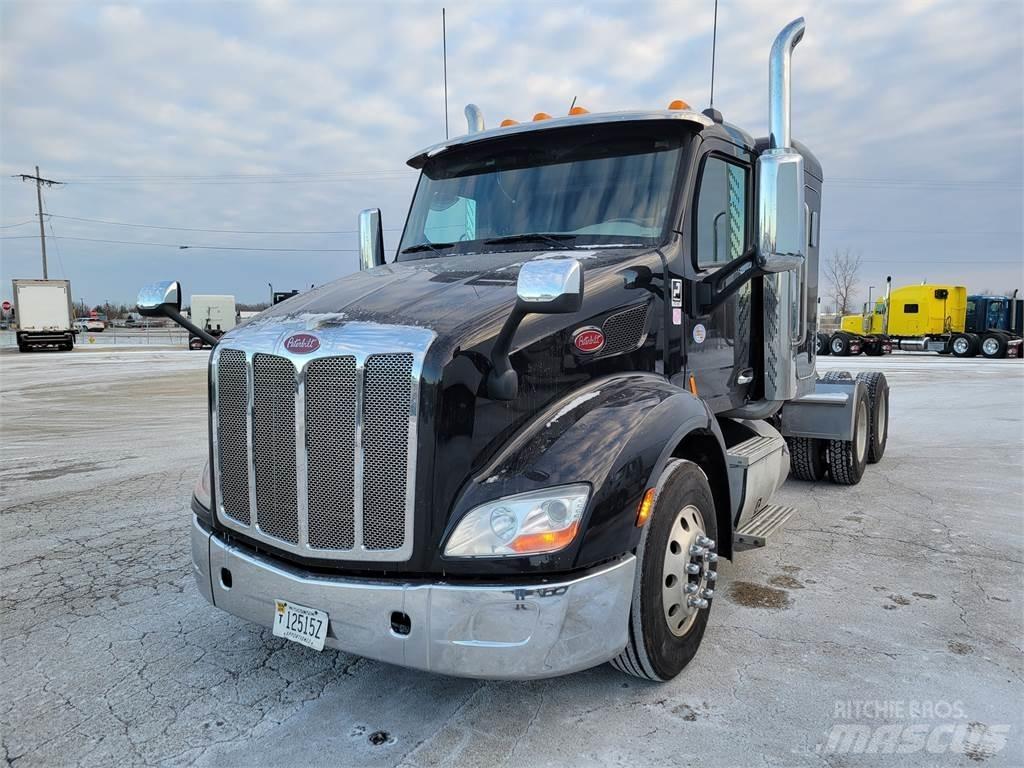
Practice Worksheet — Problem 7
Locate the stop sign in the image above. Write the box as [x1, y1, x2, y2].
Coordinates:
[1, 301, 10, 312]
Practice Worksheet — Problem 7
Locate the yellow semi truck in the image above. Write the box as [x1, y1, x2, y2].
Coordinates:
[822, 279, 1022, 358]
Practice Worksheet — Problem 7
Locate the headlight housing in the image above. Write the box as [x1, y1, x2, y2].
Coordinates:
[193, 459, 212, 511]
[444, 485, 590, 558]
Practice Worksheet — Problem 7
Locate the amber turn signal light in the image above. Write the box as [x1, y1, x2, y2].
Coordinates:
[636, 488, 656, 527]
[668, 99, 690, 110]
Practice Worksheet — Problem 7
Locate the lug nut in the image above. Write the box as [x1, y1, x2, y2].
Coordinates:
[688, 597, 709, 609]
[706, 571, 718, 582]
[689, 544, 707, 556]
[685, 583, 698, 594]
[701, 588, 715, 599]
[706, 552, 719, 563]
[686, 563, 701, 575]
[697, 535, 716, 549]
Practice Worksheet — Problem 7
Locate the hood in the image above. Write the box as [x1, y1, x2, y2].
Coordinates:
[241, 246, 657, 345]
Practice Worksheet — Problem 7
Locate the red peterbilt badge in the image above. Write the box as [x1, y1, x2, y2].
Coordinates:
[573, 327, 605, 354]
[284, 333, 320, 354]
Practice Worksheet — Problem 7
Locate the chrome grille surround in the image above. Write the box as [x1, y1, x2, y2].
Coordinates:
[210, 321, 435, 562]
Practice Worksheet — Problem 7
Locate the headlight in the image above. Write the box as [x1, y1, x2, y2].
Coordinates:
[444, 485, 590, 558]
[193, 459, 212, 510]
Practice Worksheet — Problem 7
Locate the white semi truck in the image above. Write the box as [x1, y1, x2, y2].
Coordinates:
[188, 294, 236, 350]
[12, 279, 77, 352]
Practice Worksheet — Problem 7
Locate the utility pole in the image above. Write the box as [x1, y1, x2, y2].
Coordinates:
[13, 166, 63, 279]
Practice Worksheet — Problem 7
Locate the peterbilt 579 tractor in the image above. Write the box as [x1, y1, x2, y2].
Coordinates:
[139, 18, 889, 681]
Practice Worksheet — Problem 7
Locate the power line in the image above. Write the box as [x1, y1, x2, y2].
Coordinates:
[12, 166, 63, 278]
[45, 213, 403, 235]
[0, 218, 38, 229]
[0, 234, 358, 252]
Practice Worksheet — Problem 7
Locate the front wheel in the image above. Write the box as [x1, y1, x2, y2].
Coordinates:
[611, 459, 718, 681]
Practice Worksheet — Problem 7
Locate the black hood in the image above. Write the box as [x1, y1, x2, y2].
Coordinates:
[253, 247, 657, 348]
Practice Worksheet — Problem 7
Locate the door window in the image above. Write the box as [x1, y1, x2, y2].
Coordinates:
[695, 156, 748, 267]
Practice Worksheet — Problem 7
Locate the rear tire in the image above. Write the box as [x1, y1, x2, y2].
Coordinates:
[611, 459, 718, 682]
[951, 333, 977, 358]
[787, 437, 826, 481]
[829, 333, 851, 357]
[855, 372, 889, 463]
[816, 332, 830, 356]
[980, 334, 1007, 359]
[828, 387, 871, 485]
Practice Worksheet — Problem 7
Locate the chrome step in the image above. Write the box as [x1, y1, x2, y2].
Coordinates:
[726, 434, 784, 467]
[733, 503, 798, 551]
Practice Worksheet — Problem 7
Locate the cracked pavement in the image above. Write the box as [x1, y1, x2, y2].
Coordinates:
[1, 349, 1022, 766]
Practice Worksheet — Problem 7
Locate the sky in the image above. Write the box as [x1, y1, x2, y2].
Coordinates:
[1, 0, 1022, 308]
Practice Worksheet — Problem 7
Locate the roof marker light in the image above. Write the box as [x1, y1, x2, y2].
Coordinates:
[500, 118, 519, 127]
[533, 112, 552, 121]
[569, 106, 589, 115]
[668, 99, 690, 110]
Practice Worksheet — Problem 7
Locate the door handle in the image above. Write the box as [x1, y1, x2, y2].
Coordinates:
[737, 368, 754, 386]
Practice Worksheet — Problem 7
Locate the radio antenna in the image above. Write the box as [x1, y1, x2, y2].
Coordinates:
[709, 0, 719, 107]
[442, 8, 449, 139]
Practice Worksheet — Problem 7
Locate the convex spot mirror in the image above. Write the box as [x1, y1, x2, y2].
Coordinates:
[516, 259, 584, 314]
[137, 280, 181, 317]
[756, 149, 806, 273]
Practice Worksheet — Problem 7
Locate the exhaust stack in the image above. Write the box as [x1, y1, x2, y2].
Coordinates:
[768, 18, 806, 150]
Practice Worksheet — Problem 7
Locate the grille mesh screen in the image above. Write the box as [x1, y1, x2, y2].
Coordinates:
[362, 353, 414, 550]
[305, 356, 358, 550]
[217, 349, 250, 525]
[599, 303, 650, 357]
[252, 353, 299, 544]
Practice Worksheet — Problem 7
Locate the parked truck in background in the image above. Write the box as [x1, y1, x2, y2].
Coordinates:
[138, 19, 891, 681]
[12, 279, 76, 352]
[825, 278, 1022, 359]
[187, 294, 236, 350]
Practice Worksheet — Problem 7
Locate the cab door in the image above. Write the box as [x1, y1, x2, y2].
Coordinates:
[684, 143, 755, 413]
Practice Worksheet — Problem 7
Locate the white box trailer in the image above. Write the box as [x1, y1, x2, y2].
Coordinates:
[12, 279, 76, 352]
[188, 294, 236, 350]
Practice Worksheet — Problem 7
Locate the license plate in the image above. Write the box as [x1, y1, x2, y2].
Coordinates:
[272, 599, 329, 651]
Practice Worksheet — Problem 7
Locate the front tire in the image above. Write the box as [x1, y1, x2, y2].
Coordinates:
[611, 459, 718, 681]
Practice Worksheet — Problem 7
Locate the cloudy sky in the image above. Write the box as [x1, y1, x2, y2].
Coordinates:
[1, 0, 1021, 307]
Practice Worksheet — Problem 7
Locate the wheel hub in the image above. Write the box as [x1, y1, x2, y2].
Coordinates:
[661, 504, 717, 637]
[953, 337, 968, 354]
[982, 337, 999, 356]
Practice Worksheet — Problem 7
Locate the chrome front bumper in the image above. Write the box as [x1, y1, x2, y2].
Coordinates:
[191, 516, 635, 679]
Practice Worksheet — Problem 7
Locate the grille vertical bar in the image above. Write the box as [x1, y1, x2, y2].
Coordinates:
[362, 353, 414, 550]
[252, 353, 299, 544]
[305, 356, 358, 549]
[217, 349, 250, 525]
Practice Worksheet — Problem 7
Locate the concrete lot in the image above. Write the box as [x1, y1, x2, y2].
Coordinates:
[2, 348, 1022, 767]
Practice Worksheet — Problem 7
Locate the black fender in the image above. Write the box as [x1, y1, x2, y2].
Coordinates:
[444, 373, 731, 571]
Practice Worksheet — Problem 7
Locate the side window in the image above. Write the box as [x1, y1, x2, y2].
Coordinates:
[904, 303, 919, 314]
[695, 156, 748, 267]
[424, 195, 477, 243]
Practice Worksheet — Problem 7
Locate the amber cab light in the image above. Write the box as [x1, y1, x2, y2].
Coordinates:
[500, 118, 518, 127]
[533, 112, 552, 121]
[668, 99, 690, 110]
[569, 106, 589, 115]
[636, 488, 656, 527]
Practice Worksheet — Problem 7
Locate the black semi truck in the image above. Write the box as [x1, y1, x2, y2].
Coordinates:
[139, 18, 888, 681]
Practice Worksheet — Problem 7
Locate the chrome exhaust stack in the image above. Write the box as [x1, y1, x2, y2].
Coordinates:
[464, 104, 485, 134]
[768, 18, 806, 151]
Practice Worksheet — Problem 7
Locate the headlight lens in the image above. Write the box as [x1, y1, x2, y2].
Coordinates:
[193, 459, 212, 510]
[444, 485, 590, 558]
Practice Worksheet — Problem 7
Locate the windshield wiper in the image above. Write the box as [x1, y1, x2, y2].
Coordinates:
[483, 233, 577, 249]
[400, 241, 457, 255]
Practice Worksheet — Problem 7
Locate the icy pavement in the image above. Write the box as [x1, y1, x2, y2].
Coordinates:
[2, 351, 1022, 766]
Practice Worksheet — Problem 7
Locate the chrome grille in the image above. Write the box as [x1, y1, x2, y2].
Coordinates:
[305, 356, 357, 550]
[599, 302, 650, 357]
[217, 349, 250, 525]
[252, 354, 299, 544]
[362, 353, 414, 550]
[212, 323, 432, 562]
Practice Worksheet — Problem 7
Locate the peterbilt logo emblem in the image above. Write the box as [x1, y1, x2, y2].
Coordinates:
[284, 333, 320, 354]
[573, 327, 605, 354]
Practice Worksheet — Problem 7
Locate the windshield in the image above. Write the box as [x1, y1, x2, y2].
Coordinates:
[398, 126, 689, 259]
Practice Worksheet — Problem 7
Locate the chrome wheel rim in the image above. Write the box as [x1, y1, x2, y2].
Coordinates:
[982, 337, 999, 356]
[661, 504, 716, 637]
[953, 337, 969, 355]
[831, 338, 844, 354]
[856, 402, 868, 463]
[877, 391, 888, 446]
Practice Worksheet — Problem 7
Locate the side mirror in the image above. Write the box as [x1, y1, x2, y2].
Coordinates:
[136, 279, 220, 347]
[137, 280, 181, 317]
[756, 149, 805, 273]
[489, 259, 584, 400]
[359, 208, 385, 271]
[516, 259, 583, 314]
